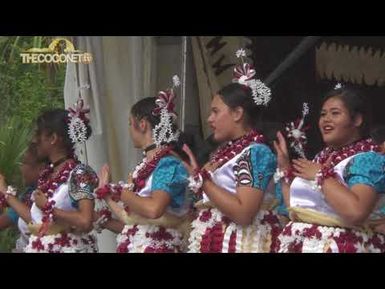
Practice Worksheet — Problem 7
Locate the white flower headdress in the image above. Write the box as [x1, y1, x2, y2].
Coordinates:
[152, 75, 181, 147]
[67, 98, 90, 144]
[232, 48, 272, 106]
[334, 82, 343, 90]
[285, 102, 310, 158]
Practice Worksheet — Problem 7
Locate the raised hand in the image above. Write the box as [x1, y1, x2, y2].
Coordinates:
[34, 189, 48, 209]
[181, 144, 199, 175]
[273, 131, 291, 170]
[98, 164, 111, 188]
[292, 158, 322, 180]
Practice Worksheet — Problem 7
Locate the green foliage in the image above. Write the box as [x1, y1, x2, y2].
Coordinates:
[0, 36, 65, 252]
[0, 223, 18, 253]
[0, 36, 65, 127]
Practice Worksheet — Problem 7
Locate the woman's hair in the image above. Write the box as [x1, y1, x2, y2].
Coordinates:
[321, 87, 372, 138]
[131, 97, 163, 130]
[36, 108, 92, 155]
[370, 125, 385, 144]
[217, 83, 262, 129]
[130, 97, 189, 161]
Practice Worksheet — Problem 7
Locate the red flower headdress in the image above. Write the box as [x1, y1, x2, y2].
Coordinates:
[232, 48, 272, 106]
[152, 75, 181, 147]
[67, 98, 90, 144]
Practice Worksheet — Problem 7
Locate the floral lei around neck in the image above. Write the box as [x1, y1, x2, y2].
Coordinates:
[36, 159, 78, 228]
[38, 159, 78, 199]
[96, 145, 173, 201]
[131, 145, 173, 192]
[314, 138, 380, 169]
[208, 129, 265, 171]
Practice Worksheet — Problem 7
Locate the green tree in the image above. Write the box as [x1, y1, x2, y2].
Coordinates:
[0, 36, 66, 252]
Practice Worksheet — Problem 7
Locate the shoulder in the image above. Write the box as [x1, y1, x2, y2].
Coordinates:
[72, 163, 97, 176]
[157, 156, 186, 170]
[249, 143, 276, 162]
[70, 163, 98, 184]
[349, 151, 385, 168]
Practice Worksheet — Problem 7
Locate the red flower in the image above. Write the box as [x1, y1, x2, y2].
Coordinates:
[262, 211, 280, 226]
[303, 225, 322, 240]
[228, 231, 237, 253]
[287, 241, 303, 253]
[31, 238, 44, 251]
[117, 240, 130, 253]
[95, 185, 111, 199]
[199, 209, 212, 222]
[149, 227, 174, 241]
[282, 223, 293, 236]
[200, 227, 213, 253]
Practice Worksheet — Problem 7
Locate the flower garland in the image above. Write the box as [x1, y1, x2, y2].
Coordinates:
[94, 145, 174, 220]
[311, 138, 379, 189]
[314, 138, 379, 167]
[132, 145, 173, 193]
[277, 222, 385, 253]
[36, 159, 77, 235]
[209, 129, 265, 170]
[116, 223, 182, 253]
[188, 207, 281, 253]
[25, 232, 98, 253]
[188, 130, 265, 195]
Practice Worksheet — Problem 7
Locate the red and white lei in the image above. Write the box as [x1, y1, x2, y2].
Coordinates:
[95, 145, 173, 221]
[312, 138, 379, 190]
[188, 129, 265, 195]
[116, 224, 183, 253]
[188, 207, 281, 253]
[25, 232, 98, 253]
[277, 222, 385, 253]
[35, 160, 77, 232]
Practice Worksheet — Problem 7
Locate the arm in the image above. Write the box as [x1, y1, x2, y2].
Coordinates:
[104, 196, 130, 224]
[321, 180, 377, 225]
[51, 199, 94, 232]
[292, 153, 383, 226]
[34, 190, 94, 232]
[273, 131, 293, 208]
[102, 218, 125, 234]
[279, 182, 291, 209]
[0, 174, 32, 223]
[120, 189, 171, 219]
[184, 143, 275, 226]
[202, 181, 263, 225]
[5, 195, 31, 223]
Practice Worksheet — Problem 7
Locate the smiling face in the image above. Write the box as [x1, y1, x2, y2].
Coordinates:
[207, 94, 239, 143]
[319, 96, 363, 148]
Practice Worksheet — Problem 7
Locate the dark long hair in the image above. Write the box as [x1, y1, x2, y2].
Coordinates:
[371, 125, 385, 145]
[217, 83, 262, 129]
[321, 87, 372, 138]
[130, 97, 190, 161]
[217, 83, 279, 150]
[35, 108, 92, 157]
